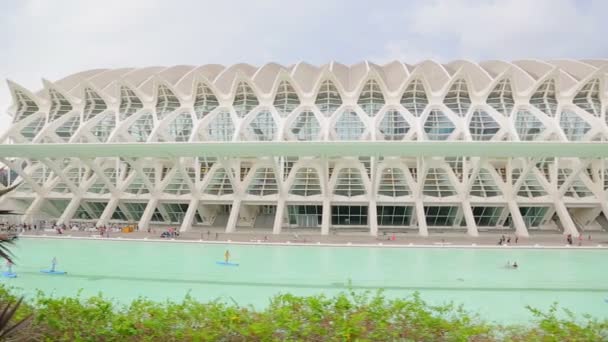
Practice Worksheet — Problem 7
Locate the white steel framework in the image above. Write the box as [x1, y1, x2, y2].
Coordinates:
[2, 60, 608, 237]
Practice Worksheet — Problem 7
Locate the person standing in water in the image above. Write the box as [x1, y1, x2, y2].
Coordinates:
[224, 250, 231, 263]
[51, 257, 57, 272]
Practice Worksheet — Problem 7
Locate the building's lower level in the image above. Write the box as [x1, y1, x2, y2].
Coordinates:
[3, 155, 608, 237]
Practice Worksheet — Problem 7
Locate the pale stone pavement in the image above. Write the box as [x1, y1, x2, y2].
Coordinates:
[20, 228, 608, 248]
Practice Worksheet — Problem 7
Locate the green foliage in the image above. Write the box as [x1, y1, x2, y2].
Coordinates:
[0, 285, 605, 341]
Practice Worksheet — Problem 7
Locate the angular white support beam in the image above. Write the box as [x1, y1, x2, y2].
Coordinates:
[461, 200, 479, 237]
[369, 200, 378, 236]
[57, 196, 82, 225]
[97, 197, 119, 227]
[415, 201, 428, 237]
[554, 201, 579, 237]
[179, 198, 199, 232]
[226, 199, 241, 233]
[21, 196, 46, 224]
[272, 199, 285, 235]
[138, 198, 159, 231]
[507, 201, 529, 238]
[321, 199, 330, 235]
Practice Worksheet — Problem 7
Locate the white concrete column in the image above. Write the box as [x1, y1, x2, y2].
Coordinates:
[138, 198, 159, 231]
[321, 199, 330, 235]
[22, 196, 46, 224]
[507, 201, 529, 238]
[554, 201, 579, 237]
[272, 199, 286, 235]
[461, 200, 479, 237]
[415, 201, 428, 237]
[600, 202, 608, 225]
[97, 197, 119, 227]
[179, 198, 199, 232]
[369, 200, 378, 236]
[226, 199, 241, 233]
[57, 196, 82, 225]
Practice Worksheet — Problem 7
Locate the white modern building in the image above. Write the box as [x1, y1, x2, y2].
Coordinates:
[1, 60, 608, 237]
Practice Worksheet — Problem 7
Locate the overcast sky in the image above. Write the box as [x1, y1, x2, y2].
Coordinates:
[1, 0, 607, 133]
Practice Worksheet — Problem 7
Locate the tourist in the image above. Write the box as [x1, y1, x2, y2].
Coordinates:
[224, 250, 231, 263]
[507, 237, 511, 243]
[515, 236, 519, 244]
[215, 232, 219, 240]
[588, 234, 592, 240]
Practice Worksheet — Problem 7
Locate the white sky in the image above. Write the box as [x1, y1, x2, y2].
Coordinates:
[1, 0, 607, 133]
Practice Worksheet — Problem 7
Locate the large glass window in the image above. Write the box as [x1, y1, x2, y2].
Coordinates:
[470, 206, 504, 227]
[90, 112, 116, 143]
[357, 80, 385, 116]
[519, 206, 549, 228]
[119, 86, 143, 120]
[164, 172, 191, 195]
[573, 79, 601, 117]
[48, 88, 72, 121]
[559, 110, 590, 141]
[516, 171, 547, 197]
[486, 79, 514, 116]
[424, 206, 459, 226]
[204, 168, 233, 195]
[247, 111, 277, 141]
[315, 80, 342, 116]
[378, 168, 410, 197]
[87, 168, 116, 194]
[205, 111, 234, 141]
[469, 110, 500, 141]
[193, 83, 219, 119]
[400, 79, 428, 117]
[443, 79, 471, 117]
[233, 82, 259, 118]
[514, 109, 544, 141]
[12, 90, 39, 122]
[289, 168, 322, 196]
[423, 168, 456, 197]
[379, 110, 409, 140]
[333, 168, 365, 197]
[83, 88, 107, 121]
[86, 201, 107, 219]
[287, 205, 322, 227]
[163, 203, 189, 223]
[128, 113, 154, 142]
[530, 79, 558, 117]
[334, 111, 365, 140]
[377, 206, 413, 226]
[166, 112, 193, 142]
[290, 111, 320, 141]
[247, 168, 278, 196]
[424, 110, 455, 140]
[557, 169, 593, 198]
[331, 205, 368, 225]
[20, 118, 45, 143]
[156, 85, 180, 120]
[125, 167, 154, 195]
[274, 81, 300, 117]
[55, 115, 80, 141]
[470, 168, 501, 197]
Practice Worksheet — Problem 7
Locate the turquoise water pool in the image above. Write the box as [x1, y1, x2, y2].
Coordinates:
[3, 238, 608, 324]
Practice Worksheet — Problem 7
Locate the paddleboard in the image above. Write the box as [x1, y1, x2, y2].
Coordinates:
[40, 270, 67, 275]
[216, 261, 239, 267]
[1, 271, 16, 278]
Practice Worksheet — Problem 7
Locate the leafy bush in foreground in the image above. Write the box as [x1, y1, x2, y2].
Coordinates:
[0, 285, 606, 341]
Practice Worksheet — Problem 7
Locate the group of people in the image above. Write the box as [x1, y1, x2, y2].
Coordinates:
[505, 261, 518, 269]
[497, 235, 518, 245]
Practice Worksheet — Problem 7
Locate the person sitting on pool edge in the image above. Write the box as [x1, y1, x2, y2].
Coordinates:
[224, 250, 231, 263]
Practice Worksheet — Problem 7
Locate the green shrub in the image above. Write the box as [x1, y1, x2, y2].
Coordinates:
[0, 285, 606, 341]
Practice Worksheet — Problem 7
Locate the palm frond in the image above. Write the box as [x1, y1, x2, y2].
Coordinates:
[0, 297, 31, 339]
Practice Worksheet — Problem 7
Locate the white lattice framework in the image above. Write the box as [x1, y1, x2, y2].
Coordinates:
[2, 60, 608, 237]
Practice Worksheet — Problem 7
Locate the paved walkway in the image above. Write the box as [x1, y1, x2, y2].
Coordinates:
[20, 229, 608, 248]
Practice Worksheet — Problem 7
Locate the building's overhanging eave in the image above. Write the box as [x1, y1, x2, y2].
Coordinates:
[0, 142, 606, 159]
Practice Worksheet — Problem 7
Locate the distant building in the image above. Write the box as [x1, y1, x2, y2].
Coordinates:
[1, 61, 608, 236]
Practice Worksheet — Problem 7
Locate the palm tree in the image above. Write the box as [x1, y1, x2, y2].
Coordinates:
[0, 182, 32, 339]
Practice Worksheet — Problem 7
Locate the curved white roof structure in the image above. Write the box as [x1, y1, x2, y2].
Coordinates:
[2, 60, 608, 239]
